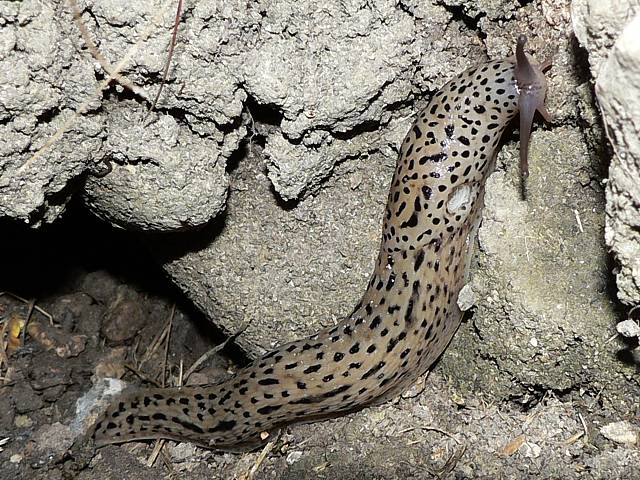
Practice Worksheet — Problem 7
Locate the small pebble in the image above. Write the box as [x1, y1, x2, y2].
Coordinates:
[600, 421, 638, 445]
[168, 442, 198, 462]
[457, 284, 476, 311]
[101, 286, 147, 343]
[286, 451, 303, 465]
[14, 415, 33, 428]
[616, 319, 640, 338]
[521, 441, 541, 458]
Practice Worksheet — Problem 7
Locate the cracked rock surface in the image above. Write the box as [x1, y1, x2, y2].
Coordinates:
[573, 0, 640, 307]
[1, 0, 241, 230]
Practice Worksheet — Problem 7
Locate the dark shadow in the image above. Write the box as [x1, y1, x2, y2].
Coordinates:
[0, 197, 248, 365]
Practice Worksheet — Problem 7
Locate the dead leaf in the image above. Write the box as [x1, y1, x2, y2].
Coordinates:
[5, 313, 25, 356]
[499, 434, 525, 457]
[26, 321, 87, 358]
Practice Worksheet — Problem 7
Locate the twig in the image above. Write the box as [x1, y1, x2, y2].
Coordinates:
[416, 426, 466, 478]
[160, 447, 178, 475]
[564, 412, 589, 445]
[0, 292, 55, 370]
[146, 438, 166, 467]
[573, 209, 584, 234]
[418, 426, 463, 445]
[0, 292, 54, 325]
[132, 335, 142, 366]
[161, 304, 176, 387]
[139, 309, 174, 368]
[564, 430, 584, 445]
[20, 299, 36, 345]
[18, 2, 172, 173]
[145, 0, 184, 120]
[146, 303, 173, 467]
[67, 0, 140, 94]
[183, 323, 249, 382]
[0, 319, 10, 376]
[578, 412, 588, 437]
[241, 435, 279, 480]
[124, 363, 162, 388]
[438, 444, 466, 479]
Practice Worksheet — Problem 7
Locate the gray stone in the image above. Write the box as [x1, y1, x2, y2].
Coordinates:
[572, 1, 640, 306]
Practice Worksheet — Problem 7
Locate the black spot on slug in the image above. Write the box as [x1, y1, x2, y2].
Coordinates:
[419, 153, 446, 165]
[257, 405, 282, 415]
[258, 378, 280, 386]
[414, 249, 425, 272]
[208, 419, 236, 433]
[323, 385, 350, 398]
[171, 416, 205, 434]
[303, 365, 322, 374]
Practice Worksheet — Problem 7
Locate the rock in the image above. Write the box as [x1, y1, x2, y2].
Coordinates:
[521, 441, 542, 458]
[83, 103, 231, 231]
[75, 270, 121, 305]
[616, 319, 640, 338]
[27, 322, 87, 359]
[286, 451, 304, 465]
[32, 423, 75, 455]
[167, 442, 198, 463]
[1, 0, 637, 407]
[0, 0, 102, 225]
[573, 1, 640, 306]
[29, 362, 72, 391]
[457, 284, 476, 312]
[600, 421, 638, 445]
[0, 0, 240, 229]
[44, 292, 102, 338]
[71, 377, 127, 436]
[0, 392, 16, 429]
[100, 285, 147, 344]
[14, 415, 33, 428]
[10, 384, 43, 414]
[93, 346, 127, 380]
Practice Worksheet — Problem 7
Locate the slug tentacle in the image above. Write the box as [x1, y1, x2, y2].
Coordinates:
[514, 35, 552, 180]
[93, 36, 552, 451]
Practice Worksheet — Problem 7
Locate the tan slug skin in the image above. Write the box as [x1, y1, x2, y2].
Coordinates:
[94, 36, 550, 451]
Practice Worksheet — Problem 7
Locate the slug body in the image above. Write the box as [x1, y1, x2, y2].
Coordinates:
[94, 37, 550, 451]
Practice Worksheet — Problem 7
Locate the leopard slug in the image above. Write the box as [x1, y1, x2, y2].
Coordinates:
[94, 35, 551, 451]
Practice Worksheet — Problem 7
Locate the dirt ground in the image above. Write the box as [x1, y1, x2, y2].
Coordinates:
[0, 202, 638, 480]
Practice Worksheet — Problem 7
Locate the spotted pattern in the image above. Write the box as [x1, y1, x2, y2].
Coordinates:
[94, 49, 550, 451]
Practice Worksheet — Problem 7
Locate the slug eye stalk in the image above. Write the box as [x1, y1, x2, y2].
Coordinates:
[514, 35, 552, 183]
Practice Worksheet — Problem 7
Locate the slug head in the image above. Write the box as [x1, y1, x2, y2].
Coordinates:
[514, 35, 552, 182]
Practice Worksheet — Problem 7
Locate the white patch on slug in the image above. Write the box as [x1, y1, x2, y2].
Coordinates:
[446, 183, 472, 214]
